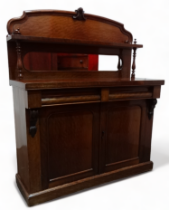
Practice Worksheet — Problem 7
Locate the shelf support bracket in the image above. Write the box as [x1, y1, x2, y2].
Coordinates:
[148, 99, 157, 119]
[29, 110, 38, 138]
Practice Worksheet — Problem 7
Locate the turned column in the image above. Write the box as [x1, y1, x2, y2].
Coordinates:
[131, 39, 137, 79]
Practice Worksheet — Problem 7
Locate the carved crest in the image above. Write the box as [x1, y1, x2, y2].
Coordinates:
[73, 7, 86, 20]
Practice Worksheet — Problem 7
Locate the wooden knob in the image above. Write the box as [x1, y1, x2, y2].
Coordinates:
[80, 60, 83, 64]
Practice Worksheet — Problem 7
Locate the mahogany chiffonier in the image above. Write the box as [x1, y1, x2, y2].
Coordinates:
[6, 8, 164, 206]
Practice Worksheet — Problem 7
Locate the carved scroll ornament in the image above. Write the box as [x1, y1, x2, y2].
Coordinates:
[73, 7, 86, 20]
[148, 99, 157, 119]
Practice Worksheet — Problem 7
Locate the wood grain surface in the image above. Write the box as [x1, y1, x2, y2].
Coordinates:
[16, 161, 153, 206]
[7, 9, 164, 207]
[7, 10, 133, 43]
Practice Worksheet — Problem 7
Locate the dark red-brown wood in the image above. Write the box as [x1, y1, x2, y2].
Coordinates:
[7, 8, 164, 206]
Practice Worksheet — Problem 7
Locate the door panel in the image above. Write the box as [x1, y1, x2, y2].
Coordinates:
[100, 101, 144, 173]
[40, 104, 100, 189]
[48, 111, 93, 180]
[106, 106, 141, 164]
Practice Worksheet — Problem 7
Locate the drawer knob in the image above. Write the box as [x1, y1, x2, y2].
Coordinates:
[80, 60, 83, 64]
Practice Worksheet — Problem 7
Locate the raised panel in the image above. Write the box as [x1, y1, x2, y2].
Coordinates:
[101, 103, 142, 172]
[48, 111, 93, 180]
[40, 104, 99, 188]
[106, 106, 141, 163]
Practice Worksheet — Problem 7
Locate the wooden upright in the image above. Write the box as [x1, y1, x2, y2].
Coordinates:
[6, 8, 164, 206]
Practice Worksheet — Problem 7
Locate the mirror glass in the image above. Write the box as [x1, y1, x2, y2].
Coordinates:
[98, 55, 118, 71]
[23, 52, 119, 71]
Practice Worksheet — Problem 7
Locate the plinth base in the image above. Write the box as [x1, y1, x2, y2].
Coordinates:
[16, 161, 153, 206]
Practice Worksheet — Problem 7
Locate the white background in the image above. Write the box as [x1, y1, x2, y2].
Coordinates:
[0, 0, 169, 209]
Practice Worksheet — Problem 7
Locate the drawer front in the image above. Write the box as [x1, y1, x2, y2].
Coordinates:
[57, 55, 88, 70]
[27, 87, 155, 108]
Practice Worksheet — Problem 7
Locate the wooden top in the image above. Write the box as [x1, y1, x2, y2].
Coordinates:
[7, 9, 133, 45]
[10, 78, 164, 90]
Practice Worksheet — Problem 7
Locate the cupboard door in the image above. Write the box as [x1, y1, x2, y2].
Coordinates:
[40, 104, 100, 189]
[99, 100, 150, 173]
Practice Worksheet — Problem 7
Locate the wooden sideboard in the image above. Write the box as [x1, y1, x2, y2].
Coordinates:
[7, 8, 164, 206]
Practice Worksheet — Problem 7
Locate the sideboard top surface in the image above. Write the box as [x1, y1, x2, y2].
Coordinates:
[10, 78, 164, 90]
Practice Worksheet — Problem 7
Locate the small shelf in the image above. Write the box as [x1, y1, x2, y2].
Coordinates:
[7, 34, 143, 49]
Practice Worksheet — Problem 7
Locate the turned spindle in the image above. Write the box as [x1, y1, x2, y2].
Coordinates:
[131, 39, 137, 79]
[16, 41, 23, 79]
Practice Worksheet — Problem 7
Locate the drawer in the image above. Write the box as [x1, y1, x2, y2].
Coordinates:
[26, 86, 158, 108]
[57, 55, 88, 70]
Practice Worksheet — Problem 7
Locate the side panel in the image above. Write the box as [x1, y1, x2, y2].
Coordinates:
[13, 87, 42, 193]
[13, 87, 29, 191]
